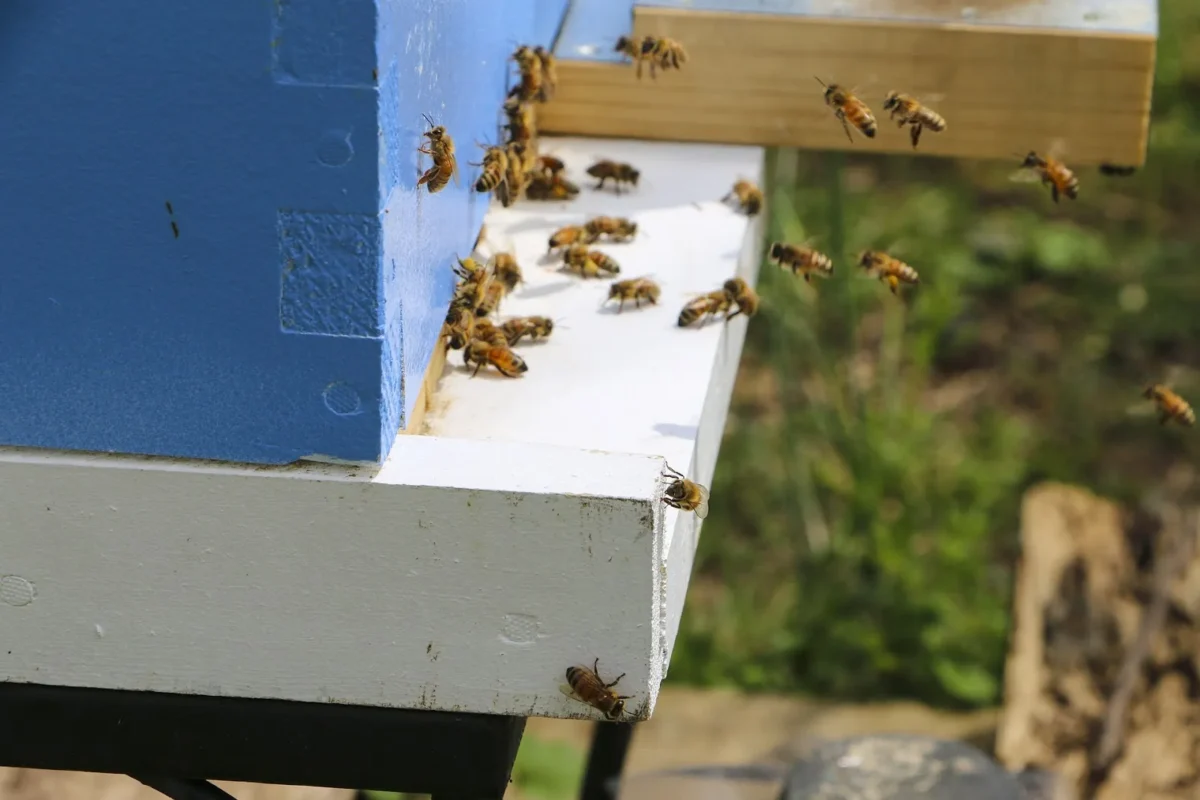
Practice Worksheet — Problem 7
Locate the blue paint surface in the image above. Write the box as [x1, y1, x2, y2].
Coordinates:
[0, 0, 566, 465]
[556, 0, 1156, 62]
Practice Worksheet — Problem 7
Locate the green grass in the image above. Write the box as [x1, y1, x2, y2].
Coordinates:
[668, 0, 1200, 707]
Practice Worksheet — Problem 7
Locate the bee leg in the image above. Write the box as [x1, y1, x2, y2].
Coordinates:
[803, 273, 811, 284]
[633, 297, 641, 309]
[909, 124, 922, 150]
[1159, 412, 1170, 425]
[839, 117, 854, 143]
[470, 361, 485, 378]
[605, 672, 626, 689]
[1051, 184, 1060, 203]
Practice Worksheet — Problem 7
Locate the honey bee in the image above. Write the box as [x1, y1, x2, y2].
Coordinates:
[463, 337, 528, 378]
[475, 278, 507, 318]
[535, 154, 566, 178]
[859, 250, 919, 295]
[814, 77, 877, 142]
[533, 45, 557, 102]
[586, 160, 640, 193]
[502, 142, 530, 206]
[722, 180, 763, 216]
[604, 277, 661, 312]
[417, 114, 459, 193]
[510, 45, 544, 104]
[501, 316, 554, 346]
[472, 318, 509, 347]
[471, 143, 509, 204]
[639, 36, 688, 79]
[561, 659, 631, 721]
[584, 216, 638, 242]
[451, 256, 492, 312]
[1144, 384, 1195, 426]
[442, 305, 476, 350]
[492, 252, 523, 292]
[677, 290, 732, 328]
[563, 245, 620, 278]
[881, 91, 946, 150]
[723, 277, 759, 321]
[769, 242, 834, 284]
[503, 96, 536, 144]
[661, 464, 710, 518]
[548, 225, 596, 253]
[1011, 150, 1079, 203]
[526, 172, 581, 201]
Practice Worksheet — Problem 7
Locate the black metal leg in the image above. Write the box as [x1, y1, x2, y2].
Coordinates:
[579, 721, 636, 800]
[132, 776, 238, 800]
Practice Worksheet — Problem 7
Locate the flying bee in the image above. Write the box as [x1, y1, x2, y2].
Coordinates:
[882, 91, 946, 150]
[677, 290, 732, 328]
[584, 216, 638, 242]
[442, 305, 476, 350]
[859, 250, 919, 295]
[604, 277, 661, 312]
[472, 318, 509, 347]
[471, 143, 510, 204]
[502, 142, 530, 206]
[1144, 384, 1195, 427]
[814, 77, 876, 142]
[474, 278, 507, 318]
[526, 172, 581, 201]
[491, 252, 523, 292]
[563, 245, 620, 278]
[503, 96, 536, 144]
[587, 160, 640, 193]
[639, 36, 687, 79]
[509, 45, 544, 104]
[501, 315, 554, 346]
[533, 45, 557, 102]
[769, 242, 834, 284]
[722, 180, 764, 216]
[561, 659, 631, 721]
[1011, 150, 1079, 203]
[463, 337, 528, 378]
[723, 277, 759, 321]
[535, 154, 566, 177]
[548, 225, 595, 253]
[416, 114, 458, 193]
[661, 464, 710, 519]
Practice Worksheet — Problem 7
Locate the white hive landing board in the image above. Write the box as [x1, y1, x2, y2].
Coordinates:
[0, 136, 764, 722]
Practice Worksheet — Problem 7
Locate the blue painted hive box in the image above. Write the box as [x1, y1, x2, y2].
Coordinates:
[0, 0, 563, 465]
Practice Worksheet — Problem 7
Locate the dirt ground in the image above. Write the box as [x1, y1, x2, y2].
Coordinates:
[0, 687, 997, 800]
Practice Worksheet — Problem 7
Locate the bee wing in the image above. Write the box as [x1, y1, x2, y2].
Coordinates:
[919, 91, 947, 104]
[1047, 137, 1070, 161]
[695, 485, 711, 520]
[559, 683, 585, 703]
[1008, 167, 1044, 184]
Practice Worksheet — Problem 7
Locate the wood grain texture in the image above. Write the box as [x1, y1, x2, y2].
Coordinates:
[542, 6, 1156, 165]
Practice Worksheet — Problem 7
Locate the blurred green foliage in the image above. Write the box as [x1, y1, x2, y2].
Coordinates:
[670, 0, 1200, 707]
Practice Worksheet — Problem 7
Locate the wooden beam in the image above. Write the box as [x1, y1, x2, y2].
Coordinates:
[541, 1, 1156, 165]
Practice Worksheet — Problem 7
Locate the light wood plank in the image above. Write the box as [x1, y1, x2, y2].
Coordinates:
[542, 6, 1156, 164]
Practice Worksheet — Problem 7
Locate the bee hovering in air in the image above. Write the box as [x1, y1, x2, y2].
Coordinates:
[471, 143, 509, 205]
[584, 216, 638, 243]
[661, 463, 710, 519]
[1011, 148, 1079, 203]
[722, 277, 759, 321]
[560, 659, 631, 721]
[548, 225, 596, 253]
[677, 290, 732, 328]
[1144, 384, 1195, 427]
[463, 337, 528, 378]
[604, 277, 661, 312]
[491, 252, 523, 293]
[882, 91, 946, 150]
[563, 245, 620, 278]
[859, 250, 919, 296]
[417, 114, 459, 193]
[815, 77, 876, 142]
[500, 316, 555, 346]
[587, 160, 640, 193]
[769, 242, 834, 284]
[509, 45, 544, 104]
[722, 179, 764, 216]
[533, 45, 557, 102]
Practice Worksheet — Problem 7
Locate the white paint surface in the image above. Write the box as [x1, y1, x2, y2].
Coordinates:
[0, 137, 764, 721]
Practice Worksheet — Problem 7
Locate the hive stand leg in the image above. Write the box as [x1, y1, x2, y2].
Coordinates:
[579, 722, 636, 800]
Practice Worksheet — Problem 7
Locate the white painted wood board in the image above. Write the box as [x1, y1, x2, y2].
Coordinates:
[0, 137, 764, 722]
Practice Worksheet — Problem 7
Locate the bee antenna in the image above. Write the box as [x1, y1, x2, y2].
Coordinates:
[421, 112, 435, 127]
[813, 76, 827, 88]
